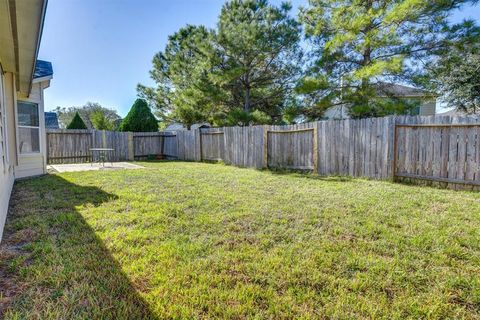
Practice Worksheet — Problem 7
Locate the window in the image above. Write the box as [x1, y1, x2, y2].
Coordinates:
[17, 101, 40, 153]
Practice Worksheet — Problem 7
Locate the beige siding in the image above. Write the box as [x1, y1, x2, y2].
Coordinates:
[4, 72, 17, 166]
[324, 105, 350, 120]
[0, 169, 14, 240]
[15, 154, 45, 178]
[419, 100, 436, 116]
[0, 71, 50, 239]
[0, 70, 15, 240]
[15, 81, 47, 178]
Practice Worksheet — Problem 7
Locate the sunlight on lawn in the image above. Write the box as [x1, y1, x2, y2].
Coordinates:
[1, 161, 479, 319]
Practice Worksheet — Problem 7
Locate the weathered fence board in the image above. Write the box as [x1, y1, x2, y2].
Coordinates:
[91, 131, 130, 162]
[267, 123, 315, 170]
[133, 132, 178, 160]
[47, 115, 480, 189]
[394, 121, 480, 188]
[222, 126, 264, 168]
[200, 128, 224, 161]
[47, 130, 178, 163]
[133, 132, 162, 159]
[46, 129, 93, 164]
[163, 133, 178, 159]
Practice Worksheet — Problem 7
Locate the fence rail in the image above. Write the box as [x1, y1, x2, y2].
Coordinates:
[46, 115, 480, 189]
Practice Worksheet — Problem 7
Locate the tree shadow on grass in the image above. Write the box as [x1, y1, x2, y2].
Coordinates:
[0, 174, 158, 319]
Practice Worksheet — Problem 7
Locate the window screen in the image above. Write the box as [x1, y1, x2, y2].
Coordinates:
[17, 101, 40, 154]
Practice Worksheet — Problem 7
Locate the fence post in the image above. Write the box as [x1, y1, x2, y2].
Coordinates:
[195, 129, 202, 161]
[263, 125, 269, 168]
[128, 132, 134, 161]
[102, 130, 107, 148]
[313, 122, 318, 174]
[197, 128, 202, 162]
[91, 130, 96, 162]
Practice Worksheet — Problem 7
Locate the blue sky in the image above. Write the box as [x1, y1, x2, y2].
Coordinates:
[38, 0, 480, 117]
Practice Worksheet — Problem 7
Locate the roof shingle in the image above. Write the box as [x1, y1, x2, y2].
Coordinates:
[33, 60, 53, 79]
[45, 112, 59, 129]
[374, 82, 436, 98]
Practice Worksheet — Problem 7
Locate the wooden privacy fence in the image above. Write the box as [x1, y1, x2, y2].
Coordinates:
[266, 125, 317, 171]
[46, 129, 177, 163]
[133, 132, 177, 159]
[46, 115, 480, 189]
[47, 129, 93, 163]
[394, 123, 480, 186]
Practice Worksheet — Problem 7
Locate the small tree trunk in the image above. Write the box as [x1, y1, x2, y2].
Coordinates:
[360, 44, 372, 106]
[244, 72, 251, 112]
[244, 87, 251, 112]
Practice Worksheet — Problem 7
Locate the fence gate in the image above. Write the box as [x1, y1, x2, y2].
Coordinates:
[265, 126, 318, 171]
[200, 129, 224, 161]
[393, 123, 480, 186]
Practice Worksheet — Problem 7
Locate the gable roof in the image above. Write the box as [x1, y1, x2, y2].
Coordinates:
[33, 60, 53, 79]
[44, 112, 59, 129]
[374, 82, 436, 98]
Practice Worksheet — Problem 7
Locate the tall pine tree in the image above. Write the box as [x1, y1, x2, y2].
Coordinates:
[299, 0, 478, 118]
[138, 0, 302, 127]
[212, 0, 302, 122]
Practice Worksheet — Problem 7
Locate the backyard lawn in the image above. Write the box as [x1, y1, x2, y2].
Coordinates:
[1, 161, 479, 319]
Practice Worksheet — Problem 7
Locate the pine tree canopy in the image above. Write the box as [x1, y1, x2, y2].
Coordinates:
[138, 0, 479, 122]
[299, 0, 479, 118]
[138, 0, 302, 127]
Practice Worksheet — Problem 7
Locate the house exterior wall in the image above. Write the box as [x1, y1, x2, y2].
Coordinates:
[324, 105, 350, 120]
[0, 70, 16, 240]
[15, 82, 48, 179]
[0, 0, 50, 242]
[419, 100, 436, 116]
[323, 98, 437, 119]
[0, 68, 49, 240]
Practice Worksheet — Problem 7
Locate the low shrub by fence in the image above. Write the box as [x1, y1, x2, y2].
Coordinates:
[47, 115, 480, 189]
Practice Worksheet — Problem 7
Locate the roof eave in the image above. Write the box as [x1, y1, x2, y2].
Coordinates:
[27, 0, 48, 95]
[377, 94, 438, 99]
[32, 74, 53, 83]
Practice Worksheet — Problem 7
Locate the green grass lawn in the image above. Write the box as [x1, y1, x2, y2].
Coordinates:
[1, 162, 479, 319]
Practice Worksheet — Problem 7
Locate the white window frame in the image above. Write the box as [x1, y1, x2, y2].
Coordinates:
[17, 101, 41, 155]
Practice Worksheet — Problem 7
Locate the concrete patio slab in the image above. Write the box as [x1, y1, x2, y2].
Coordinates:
[47, 162, 144, 173]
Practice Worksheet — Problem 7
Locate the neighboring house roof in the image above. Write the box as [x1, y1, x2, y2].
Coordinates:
[191, 123, 211, 130]
[374, 82, 436, 98]
[165, 123, 185, 131]
[165, 122, 211, 131]
[45, 112, 59, 129]
[33, 60, 53, 79]
[436, 108, 468, 116]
